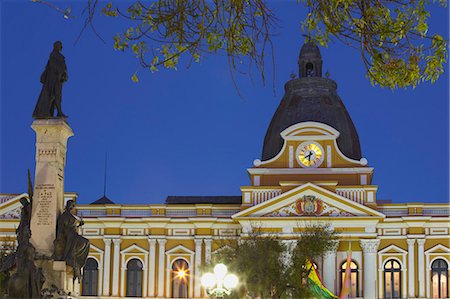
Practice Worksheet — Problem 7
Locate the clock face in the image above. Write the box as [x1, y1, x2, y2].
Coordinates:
[297, 142, 324, 167]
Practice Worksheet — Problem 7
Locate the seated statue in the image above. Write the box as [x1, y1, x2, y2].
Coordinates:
[53, 200, 90, 282]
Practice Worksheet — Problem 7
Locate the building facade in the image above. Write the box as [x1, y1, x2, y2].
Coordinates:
[1, 43, 449, 299]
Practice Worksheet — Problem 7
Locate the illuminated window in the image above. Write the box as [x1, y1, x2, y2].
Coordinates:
[384, 259, 401, 299]
[340, 260, 359, 297]
[126, 259, 143, 297]
[172, 259, 189, 298]
[82, 258, 98, 296]
[432, 259, 448, 298]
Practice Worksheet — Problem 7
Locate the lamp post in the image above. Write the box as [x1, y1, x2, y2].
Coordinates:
[201, 263, 239, 298]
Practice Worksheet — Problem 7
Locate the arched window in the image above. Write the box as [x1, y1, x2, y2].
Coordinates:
[171, 259, 189, 298]
[384, 259, 402, 299]
[126, 259, 143, 297]
[432, 259, 448, 298]
[82, 258, 98, 296]
[340, 260, 359, 297]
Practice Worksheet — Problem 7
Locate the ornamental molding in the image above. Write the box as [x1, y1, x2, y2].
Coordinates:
[265, 195, 353, 217]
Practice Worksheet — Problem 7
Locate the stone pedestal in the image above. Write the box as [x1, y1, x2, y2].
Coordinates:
[30, 118, 73, 256]
[35, 259, 80, 298]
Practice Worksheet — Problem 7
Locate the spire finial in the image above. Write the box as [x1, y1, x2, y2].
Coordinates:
[103, 151, 108, 197]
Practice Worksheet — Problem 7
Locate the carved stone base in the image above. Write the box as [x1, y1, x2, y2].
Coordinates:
[35, 259, 80, 298]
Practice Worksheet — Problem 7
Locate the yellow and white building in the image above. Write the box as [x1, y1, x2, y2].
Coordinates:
[1, 43, 449, 299]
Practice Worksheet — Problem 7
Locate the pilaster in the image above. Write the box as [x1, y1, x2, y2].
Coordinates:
[323, 241, 339, 294]
[194, 239, 203, 297]
[417, 239, 425, 298]
[204, 238, 212, 265]
[111, 238, 121, 296]
[360, 239, 380, 299]
[148, 238, 157, 297]
[103, 238, 112, 296]
[157, 239, 167, 298]
[406, 239, 416, 298]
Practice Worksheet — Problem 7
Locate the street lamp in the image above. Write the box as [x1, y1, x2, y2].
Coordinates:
[201, 263, 239, 298]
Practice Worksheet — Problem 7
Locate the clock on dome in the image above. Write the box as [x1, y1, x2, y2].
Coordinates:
[296, 142, 324, 167]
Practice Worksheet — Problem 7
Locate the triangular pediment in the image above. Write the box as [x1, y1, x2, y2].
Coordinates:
[233, 183, 384, 219]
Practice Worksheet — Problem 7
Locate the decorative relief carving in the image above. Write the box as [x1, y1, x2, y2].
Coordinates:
[266, 195, 353, 217]
[360, 239, 380, 254]
[0, 206, 21, 219]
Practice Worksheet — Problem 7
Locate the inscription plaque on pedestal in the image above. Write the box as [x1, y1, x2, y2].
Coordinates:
[30, 118, 73, 256]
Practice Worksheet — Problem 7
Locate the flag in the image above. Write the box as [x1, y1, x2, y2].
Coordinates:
[306, 259, 337, 299]
[339, 242, 352, 299]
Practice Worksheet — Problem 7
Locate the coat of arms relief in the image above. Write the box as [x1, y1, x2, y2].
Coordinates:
[266, 195, 353, 217]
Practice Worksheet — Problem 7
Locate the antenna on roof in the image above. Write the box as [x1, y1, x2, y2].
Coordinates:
[103, 151, 108, 197]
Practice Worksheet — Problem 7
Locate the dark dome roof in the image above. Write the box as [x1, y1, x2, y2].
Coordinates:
[261, 43, 362, 161]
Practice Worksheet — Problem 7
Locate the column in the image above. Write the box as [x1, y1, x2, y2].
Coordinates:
[204, 238, 212, 265]
[30, 119, 73, 255]
[194, 239, 203, 297]
[157, 239, 167, 297]
[323, 241, 339, 294]
[417, 239, 425, 298]
[407, 239, 416, 298]
[112, 238, 121, 296]
[360, 239, 380, 299]
[148, 239, 157, 297]
[103, 239, 112, 296]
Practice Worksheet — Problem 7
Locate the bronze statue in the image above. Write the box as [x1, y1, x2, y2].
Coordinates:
[33, 41, 68, 119]
[2, 172, 46, 298]
[53, 200, 90, 282]
[7, 230, 45, 299]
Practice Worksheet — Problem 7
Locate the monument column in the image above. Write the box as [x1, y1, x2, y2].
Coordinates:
[417, 239, 426, 298]
[30, 118, 73, 256]
[323, 241, 339, 294]
[407, 239, 416, 298]
[157, 239, 167, 297]
[360, 239, 380, 299]
[103, 238, 112, 296]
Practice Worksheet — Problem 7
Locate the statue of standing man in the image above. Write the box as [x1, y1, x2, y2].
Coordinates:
[33, 41, 68, 119]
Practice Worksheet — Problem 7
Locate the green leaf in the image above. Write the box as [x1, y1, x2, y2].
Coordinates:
[131, 73, 139, 83]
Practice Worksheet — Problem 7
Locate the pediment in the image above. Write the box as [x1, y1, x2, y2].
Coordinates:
[233, 183, 384, 219]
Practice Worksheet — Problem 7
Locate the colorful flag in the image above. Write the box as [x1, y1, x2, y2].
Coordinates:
[339, 242, 353, 299]
[306, 259, 337, 299]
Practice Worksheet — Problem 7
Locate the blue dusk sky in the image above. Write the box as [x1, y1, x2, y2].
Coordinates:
[1, 1, 448, 204]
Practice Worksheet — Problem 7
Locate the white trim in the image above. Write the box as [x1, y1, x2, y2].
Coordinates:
[247, 167, 374, 175]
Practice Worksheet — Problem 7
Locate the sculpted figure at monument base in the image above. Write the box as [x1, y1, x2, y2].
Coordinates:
[53, 200, 90, 282]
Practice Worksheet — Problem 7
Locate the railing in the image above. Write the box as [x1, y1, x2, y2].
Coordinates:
[121, 210, 152, 217]
[378, 209, 408, 217]
[211, 209, 240, 217]
[252, 189, 282, 205]
[165, 209, 197, 217]
[77, 210, 107, 217]
[336, 188, 366, 204]
[423, 208, 450, 216]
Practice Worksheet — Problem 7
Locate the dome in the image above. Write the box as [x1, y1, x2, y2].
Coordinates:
[261, 42, 362, 161]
